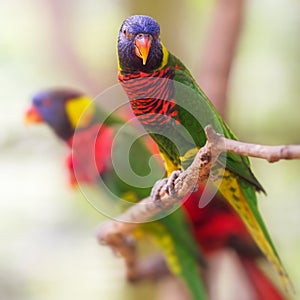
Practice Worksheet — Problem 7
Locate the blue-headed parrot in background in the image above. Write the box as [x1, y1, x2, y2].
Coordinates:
[25, 88, 207, 299]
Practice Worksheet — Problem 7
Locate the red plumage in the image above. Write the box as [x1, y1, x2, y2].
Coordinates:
[66, 124, 114, 186]
[241, 259, 285, 300]
[183, 186, 285, 299]
[183, 186, 253, 254]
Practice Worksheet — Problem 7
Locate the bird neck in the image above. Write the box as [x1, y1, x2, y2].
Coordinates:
[65, 96, 96, 131]
[156, 42, 169, 71]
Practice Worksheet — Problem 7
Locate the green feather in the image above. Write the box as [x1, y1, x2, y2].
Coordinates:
[168, 52, 265, 191]
[142, 209, 207, 300]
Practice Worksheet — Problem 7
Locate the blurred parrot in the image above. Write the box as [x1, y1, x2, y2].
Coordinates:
[25, 88, 207, 299]
[117, 15, 291, 291]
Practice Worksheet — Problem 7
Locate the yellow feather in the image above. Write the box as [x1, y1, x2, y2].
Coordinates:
[139, 222, 182, 274]
[180, 147, 200, 169]
[156, 42, 169, 71]
[159, 151, 180, 176]
[65, 96, 95, 129]
[122, 191, 139, 203]
[212, 169, 291, 291]
[117, 50, 121, 72]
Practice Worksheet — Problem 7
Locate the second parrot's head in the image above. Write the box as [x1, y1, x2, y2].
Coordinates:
[118, 15, 167, 73]
[25, 89, 95, 141]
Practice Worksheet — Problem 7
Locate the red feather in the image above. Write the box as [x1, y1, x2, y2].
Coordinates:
[183, 185, 285, 299]
[183, 185, 252, 254]
[66, 124, 114, 186]
[241, 259, 285, 300]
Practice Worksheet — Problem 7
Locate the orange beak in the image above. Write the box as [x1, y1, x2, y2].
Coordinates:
[134, 34, 152, 65]
[24, 106, 44, 124]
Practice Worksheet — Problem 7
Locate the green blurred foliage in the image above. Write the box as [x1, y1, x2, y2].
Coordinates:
[0, 0, 299, 299]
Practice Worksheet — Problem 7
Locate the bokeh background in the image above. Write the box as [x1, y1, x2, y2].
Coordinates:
[0, 0, 299, 299]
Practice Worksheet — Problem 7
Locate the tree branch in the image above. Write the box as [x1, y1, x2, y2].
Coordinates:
[46, 0, 103, 95]
[97, 125, 300, 274]
[197, 0, 245, 118]
[205, 125, 300, 162]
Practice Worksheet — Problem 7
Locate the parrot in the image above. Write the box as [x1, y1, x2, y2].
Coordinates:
[25, 88, 207, 299]
[25, 88, 286, 299]
[117, 15, 291, 291]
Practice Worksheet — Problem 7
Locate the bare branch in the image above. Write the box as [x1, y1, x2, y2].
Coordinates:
[97, 221, 168, 281]
[205, 126, 300, 162]
[97, 125, 300, 273]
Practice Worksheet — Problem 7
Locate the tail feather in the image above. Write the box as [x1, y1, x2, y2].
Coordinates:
[140, 210, 207, 300]
[241, 259, 286, 300]
[213, 169, 292, 292]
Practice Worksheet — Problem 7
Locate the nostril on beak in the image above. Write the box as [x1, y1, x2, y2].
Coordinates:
[136, 33, 151, 40]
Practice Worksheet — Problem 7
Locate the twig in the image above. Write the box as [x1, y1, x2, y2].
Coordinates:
[96, 125, 300, 275]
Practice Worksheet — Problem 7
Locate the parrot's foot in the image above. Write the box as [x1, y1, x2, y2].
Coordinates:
[164, 170, 182, 197]
[151, 170, 182, 208]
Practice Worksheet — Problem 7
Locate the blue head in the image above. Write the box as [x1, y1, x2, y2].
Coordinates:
[26, 89, 83, 140]
[118, 15, 163, 73]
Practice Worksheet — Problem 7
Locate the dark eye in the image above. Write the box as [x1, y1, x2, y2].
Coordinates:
[122, 27, 134, 39]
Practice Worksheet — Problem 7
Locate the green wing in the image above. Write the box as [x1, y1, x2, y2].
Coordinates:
[166, 52, 291, 290]
[168, 52, 265, 193]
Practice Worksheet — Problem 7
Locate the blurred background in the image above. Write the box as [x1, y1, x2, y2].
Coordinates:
[0, 0, 299, 299]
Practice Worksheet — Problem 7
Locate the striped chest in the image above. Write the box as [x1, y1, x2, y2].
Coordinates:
[119, 67, 179, 126]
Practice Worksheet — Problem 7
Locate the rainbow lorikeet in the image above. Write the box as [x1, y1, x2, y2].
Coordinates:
[25, 88, 207, 299]
[25, 89, 285, 299]
[117, 15, 291, 291]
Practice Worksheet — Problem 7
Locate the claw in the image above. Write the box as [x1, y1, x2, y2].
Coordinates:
[165, 170, 182, 196]
[150, 170, 182, 208]
[151, 178, 168, 201]
[154, 197, 166, 209]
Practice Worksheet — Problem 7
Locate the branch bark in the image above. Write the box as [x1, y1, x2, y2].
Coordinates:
[97, 125, 300, 267]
